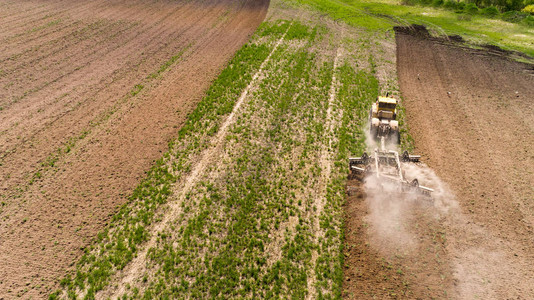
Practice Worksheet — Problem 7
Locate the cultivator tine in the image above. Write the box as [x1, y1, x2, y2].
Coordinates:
[401, 150, 420, 163]
[349, 152, 369, 166]
[350, 165, 366, 173]
[418, 186, 434, 197]
[402, 179, 434, 197]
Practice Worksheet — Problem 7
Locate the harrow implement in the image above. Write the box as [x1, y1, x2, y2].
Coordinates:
[349, 147, 433, 197]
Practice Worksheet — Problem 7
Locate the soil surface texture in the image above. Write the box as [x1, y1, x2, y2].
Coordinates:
[0, 0, 268, 298]
[396, 26, 534, 299]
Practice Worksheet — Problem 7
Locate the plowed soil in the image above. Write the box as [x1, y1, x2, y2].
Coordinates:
[396, 27, 534, 298]
[0, 0, 268, 298]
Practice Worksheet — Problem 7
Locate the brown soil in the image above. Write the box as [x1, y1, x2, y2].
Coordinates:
[343, 177, 409, 299]
[0, 0, 268, 298]
[344, 175, 452, 299]
[396, 26, 534, 298]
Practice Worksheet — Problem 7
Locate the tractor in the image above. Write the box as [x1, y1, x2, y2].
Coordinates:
[369, 96, 400, 144]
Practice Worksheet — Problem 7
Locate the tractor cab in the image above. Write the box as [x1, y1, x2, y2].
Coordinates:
[375, 96, 397, 120]
[369, 96, 400, 143]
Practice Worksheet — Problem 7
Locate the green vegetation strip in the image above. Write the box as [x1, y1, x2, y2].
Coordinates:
[314, 63, 379, 299]
[123, 20, 324, 299]
[51, 24, 277, 299]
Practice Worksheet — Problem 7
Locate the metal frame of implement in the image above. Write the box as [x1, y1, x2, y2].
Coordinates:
[349, 149, 434, 197]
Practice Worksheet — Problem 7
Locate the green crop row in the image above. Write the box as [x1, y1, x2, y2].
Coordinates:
[313, 63, 379, 299]
[122, 21, 328, 299]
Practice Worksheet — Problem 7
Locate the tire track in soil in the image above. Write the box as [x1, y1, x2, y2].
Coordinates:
[308, 33, 343, 300]
[98, 22, 291, 300]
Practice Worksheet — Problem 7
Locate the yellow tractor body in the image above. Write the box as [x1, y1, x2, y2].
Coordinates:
[369, 96, 399, 143]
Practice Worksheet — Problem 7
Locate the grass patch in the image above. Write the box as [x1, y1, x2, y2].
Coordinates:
[287, 0, 534, 57]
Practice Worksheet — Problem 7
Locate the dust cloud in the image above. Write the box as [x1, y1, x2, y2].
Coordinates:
[359, 124, 533, 298]
[362, 148, 457, 256]
[362, 124, 457, 255]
